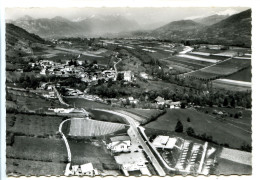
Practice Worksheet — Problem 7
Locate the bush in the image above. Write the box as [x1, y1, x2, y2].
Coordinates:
[240, 143, 252, 152]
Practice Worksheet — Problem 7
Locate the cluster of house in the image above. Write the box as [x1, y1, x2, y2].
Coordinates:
[48, 107, 85, 114]
[108, 96, 139, 107]
[106, 135, 151, 176]
[65, 163, 99, 176]
[155, 96, 182, 109]
[38, 83, 57, 99]
[31, 59, 137, 85]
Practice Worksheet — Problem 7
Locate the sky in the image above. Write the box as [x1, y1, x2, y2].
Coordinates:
[5, 7, 249, 29]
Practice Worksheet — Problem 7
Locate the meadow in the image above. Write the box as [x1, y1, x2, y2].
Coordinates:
[144, 109, 251, 149]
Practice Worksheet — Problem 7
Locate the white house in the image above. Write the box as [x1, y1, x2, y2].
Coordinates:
[140, 72, 149, 79]
[124, 71, 133, 82]
[64, 163, 98, 176]
[40, 68, 46, 75]
[169, 101, 181, 109]
[107, 136, 131, 153]
[155, 96, 165, 105]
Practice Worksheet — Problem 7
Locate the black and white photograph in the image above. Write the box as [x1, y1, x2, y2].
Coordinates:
[2, 0, 256, 178]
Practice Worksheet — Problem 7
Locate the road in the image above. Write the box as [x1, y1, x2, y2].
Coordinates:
[94, 109, 166, 176]
[59, 119, 72, 162]
[53, 86, 70, 107]
[114, 58, 122, 81]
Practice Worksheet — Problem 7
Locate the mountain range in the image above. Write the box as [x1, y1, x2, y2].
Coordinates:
[146, 9, 251, 47]
[7, 9, 251, 47]
[8, 15, 140, 38]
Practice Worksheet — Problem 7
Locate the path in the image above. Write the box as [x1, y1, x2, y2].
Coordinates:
[59, 119, 72, 162]
[53, 86, 70, 107]
[114, 58, 122, 81]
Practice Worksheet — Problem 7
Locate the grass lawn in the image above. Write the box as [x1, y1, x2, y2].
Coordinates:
[7, 136, 67, 163]
[8, 91, 64, 111]
[144, 109, 251, 149]
[214, 158, 252, 175]
[195, 107, 251, 132]
[6, 158, 66, 176]
[89, 109, 126, 124]
[225, 67, 251, 82]
[212, 80, 251, 92]
[6, 113, 64, 137]
[67, 139, 120, 172]
[65, 98, 112, 110]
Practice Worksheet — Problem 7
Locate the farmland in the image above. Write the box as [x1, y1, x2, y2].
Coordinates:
[225, 67, 251, 82]
[212, 80, 251, 92]
[164, 56, 212, 69]
[6, 113, 65, 137]
[89, 109, 126, 124]
[67, 139, 120, 172]
[6, 159, 66, 176]
[69, 118, 127, 137]
[144, 109, 251, 149]
[6, 136, 68, 175]
[214, 158, 252, 175]
[7, 89, 65, 112]
[124, 108, 166, 124]
[65, 98, 111, 109]
[183, 58, 251, 80]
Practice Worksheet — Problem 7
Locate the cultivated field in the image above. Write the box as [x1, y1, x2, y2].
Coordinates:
[6, 113, 64, 137]
[214, 158, 252, 175]
[212, 80, 252, 92]
[124, 109, 166, 124]
[67, 139, 120, 172]
[65, 98, 111, 109]
[69, 118, 127, 137]
[89, 109, 126, 124]
[7, 136, 67, 164]
[225, 67, 251, 82]
[6, 159, 66, 176]
[144, 109, 251, 149]
[184, 58, 251, 80]
[7, 89, 64, 111]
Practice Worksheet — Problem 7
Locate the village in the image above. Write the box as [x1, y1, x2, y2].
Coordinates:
[25, 55, 184, 110]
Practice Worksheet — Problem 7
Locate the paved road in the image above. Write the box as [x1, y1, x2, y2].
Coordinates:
[94, 109, 166, 176]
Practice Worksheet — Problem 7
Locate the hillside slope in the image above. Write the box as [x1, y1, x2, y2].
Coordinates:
[6, 23, 46, 58]
[197, 9, 251, 46]
[193, 14, 229, 26]
[150, 20, 204, 40]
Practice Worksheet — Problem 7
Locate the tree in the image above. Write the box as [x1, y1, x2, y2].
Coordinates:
[230, 97, 236, 108]
[117, 73, 124, 81]
[223, 97, 229, 107]
[186, 127, 195, 137]
[187, 117, 191, 122]
[181, 102, 186, 109]
[175, 120, 183, 133]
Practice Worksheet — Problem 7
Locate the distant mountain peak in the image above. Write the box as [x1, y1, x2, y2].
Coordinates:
[51, 16, 70, 22]
[17, 15, 34, 21]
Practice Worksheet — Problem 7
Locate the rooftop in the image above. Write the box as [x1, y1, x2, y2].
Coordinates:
[110, 135, 131, 142]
